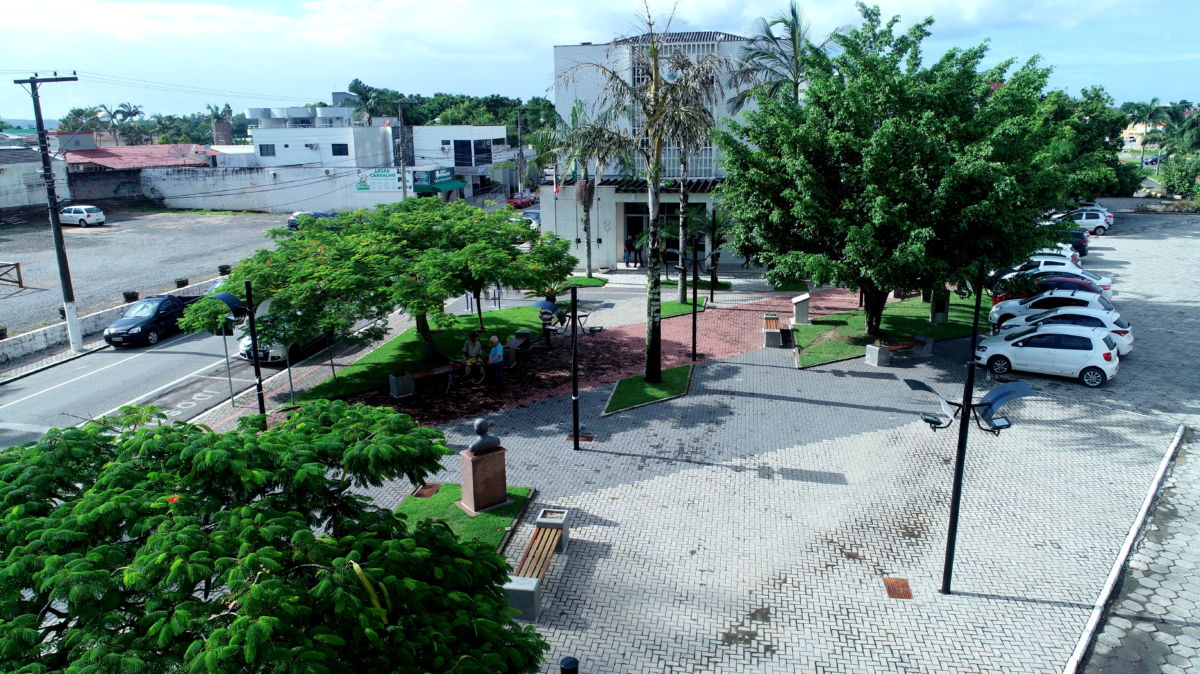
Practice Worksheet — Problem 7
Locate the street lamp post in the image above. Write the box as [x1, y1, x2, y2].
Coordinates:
[691, 239, 699, 361]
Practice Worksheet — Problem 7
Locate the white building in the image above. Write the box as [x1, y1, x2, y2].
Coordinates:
[542, 31, 752, 269]
[246, 107, 394, 169]
[0, 146, 71, 213]
[411, 124, 513, 199]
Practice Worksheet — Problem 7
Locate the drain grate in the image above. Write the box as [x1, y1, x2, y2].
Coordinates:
[883, 577, 913, 599]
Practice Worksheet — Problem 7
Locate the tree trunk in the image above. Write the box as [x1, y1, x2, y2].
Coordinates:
[1139, 125, 1147, 167]
[677, 155, 690, 304]
[473, 288, 484, 330]
[862, 284, 890, 337]
[645, 179, 663, 384]
[413, 313, 441, 364]
[581, 167, 594, 277]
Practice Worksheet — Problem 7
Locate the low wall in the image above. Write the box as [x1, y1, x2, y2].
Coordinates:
[68, 169, 144, 202]
[141, 166, 415, 214]
[0, 280, 219, 362]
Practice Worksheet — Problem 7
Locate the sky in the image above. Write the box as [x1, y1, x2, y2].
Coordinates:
[1, 0, 1197, 124]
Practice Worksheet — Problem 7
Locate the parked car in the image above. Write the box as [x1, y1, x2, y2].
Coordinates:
[103, 294, 202, 346]
[1023, 267, 1113, 298]
[1033, 246, 1081, 267]
[1061, 229, 1090, 257]
[991, 275, 1103, 304]
[286, 211, 336, 230]
[997, 307, 1133, 355]
[1069, 210, 1112, 235]
[521, 208, 541, 227]
[59, 205, 106, 227]
[974, 324, 1119, 388]
[988, 288, 1116, 326]
[507, 192, 536, 209]
[1143, 155, 1159, 166]
[237, 316, 328, 365]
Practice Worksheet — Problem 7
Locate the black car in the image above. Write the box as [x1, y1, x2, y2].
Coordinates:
[1060, 229, 1089, 257]
[286, 211, 336, 230]
[103, 295, 200, 346]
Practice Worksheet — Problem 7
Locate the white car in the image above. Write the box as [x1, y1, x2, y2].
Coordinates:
[1069, 209, 1112, 235]
[997, 307, 1133, 355]
[1030, 249, 1081, 268]
[59, 205, 106, 227]
[975, 324, 1119, 387]
[989, 289, 1117, 326]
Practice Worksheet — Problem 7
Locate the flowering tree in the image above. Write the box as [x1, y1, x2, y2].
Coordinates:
[0, 402, 548, 672]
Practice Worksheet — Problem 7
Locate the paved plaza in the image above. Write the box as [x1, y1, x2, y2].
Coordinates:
[182, 210, 1196, 672]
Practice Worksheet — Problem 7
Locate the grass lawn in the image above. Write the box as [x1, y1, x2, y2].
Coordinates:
[395, 484, 532, 549]
[300, 305, 543, 401]
[605, 364, 692, 414]
[793, 293, 977, 367]
[772, 279, 810, 292]
[661, 297, 706, 318]
[568, 275, 608, 287]
[660, 278, 733, 291]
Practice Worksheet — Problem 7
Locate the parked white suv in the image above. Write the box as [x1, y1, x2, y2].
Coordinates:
[975, 324, 1119, 387]
[59, 205, 106, 227]
[997, 307, 1133, 355]
[989, 289, 1116, 326]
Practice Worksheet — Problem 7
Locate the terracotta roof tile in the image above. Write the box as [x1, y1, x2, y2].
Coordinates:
[62, 144, 210, 170]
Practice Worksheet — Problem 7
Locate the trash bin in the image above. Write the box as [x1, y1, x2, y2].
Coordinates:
[388, 372, 415, 398]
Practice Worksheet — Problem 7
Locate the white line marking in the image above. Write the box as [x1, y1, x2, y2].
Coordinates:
[93, 357, 233, 420]
[0, 421, 53, 433]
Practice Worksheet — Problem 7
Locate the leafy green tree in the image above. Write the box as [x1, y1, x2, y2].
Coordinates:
[727, 1, 844, 112]
[1160, 157, 1200, 198]
[0, 118, 13, 131]
[1043, 87, 1128, 199]
[57, 107, 106, 132]
[0, 402, 548, 673]
[1143, 103, 1200, 173]
[717, 3, 1073, 335]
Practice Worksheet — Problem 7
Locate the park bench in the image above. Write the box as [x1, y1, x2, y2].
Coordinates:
[504, 508, 569, 622]
[503, 330, 535, 369]
[763, 312, 792, 348]
[388, 364, 457, 398]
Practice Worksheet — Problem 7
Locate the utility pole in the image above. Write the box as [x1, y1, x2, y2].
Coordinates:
[14, 73, 83, 352]
[516, 109, 525, 194]
[396, 103, 408, 200]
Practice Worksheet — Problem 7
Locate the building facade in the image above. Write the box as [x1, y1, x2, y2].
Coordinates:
[541, 31, 752, 270]
[246, 107, 394, 169]
[0, 147, 71, 213]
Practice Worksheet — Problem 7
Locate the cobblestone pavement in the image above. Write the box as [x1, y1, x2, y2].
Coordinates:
[1075, 211, 1200, 673]
[361, 342, 1180, 673]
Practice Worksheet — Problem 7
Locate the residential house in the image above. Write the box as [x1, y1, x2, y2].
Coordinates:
[543, 31, 752, 269]
[0, 146, 71, 214]
[60, 143, 213, 202]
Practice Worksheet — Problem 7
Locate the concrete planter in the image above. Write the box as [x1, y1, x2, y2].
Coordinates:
[865, 343, 891, 367]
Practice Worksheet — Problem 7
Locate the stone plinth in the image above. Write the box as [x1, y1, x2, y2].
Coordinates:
[457, 447, 508, 515]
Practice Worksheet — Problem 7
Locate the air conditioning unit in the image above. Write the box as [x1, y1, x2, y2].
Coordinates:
[304, 143, 319, 149]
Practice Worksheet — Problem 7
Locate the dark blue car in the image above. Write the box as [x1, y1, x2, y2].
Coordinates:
[286, 211, 336, 230]
[103, 295, 198, 347]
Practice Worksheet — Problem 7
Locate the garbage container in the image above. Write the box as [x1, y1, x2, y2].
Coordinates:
[388, 372, 415, 398]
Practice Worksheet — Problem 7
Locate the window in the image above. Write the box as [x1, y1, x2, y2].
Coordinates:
[259, 144, 276, 157]
[1098, 296, 1114, 311]
[1032, 298, 1068, 309]
[473, 139, 492, 166]
[332, 143, 349, 156]
[1058, 335, 1093, 350]
[1022, 334, 1059, 349]
[1072, 316, 1105, 328]
[493, 137, 506, 145]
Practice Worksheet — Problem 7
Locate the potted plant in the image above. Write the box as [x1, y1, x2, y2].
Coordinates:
[217, 264, 232, 276]
[123, 290, 140, 303]
[174, 277, 189, 288]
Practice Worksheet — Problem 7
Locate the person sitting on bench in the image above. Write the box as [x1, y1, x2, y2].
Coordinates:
[462, 331, 483, 362]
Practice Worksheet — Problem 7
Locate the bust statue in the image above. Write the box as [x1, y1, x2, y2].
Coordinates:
[467, 418, 501, 454]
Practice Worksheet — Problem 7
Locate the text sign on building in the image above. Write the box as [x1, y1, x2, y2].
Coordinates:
[412, 167, 455, 186]
[356, 168, 406, 191]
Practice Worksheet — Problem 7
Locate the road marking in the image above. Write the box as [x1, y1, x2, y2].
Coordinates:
[195, 375, 256, 383]
[0, 421, 53, 434]
[93, 357, 241, 420]
[0, 335, 186, 410]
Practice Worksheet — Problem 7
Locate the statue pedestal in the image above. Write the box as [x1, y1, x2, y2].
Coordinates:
[457, 447, 509, 516]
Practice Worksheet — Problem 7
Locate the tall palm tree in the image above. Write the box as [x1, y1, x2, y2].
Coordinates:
[1143, 103, 1200, 173]
[98, 104, 120, 145]
[347, 79, 401, 126]
[1130, 98, 1169, 167]
[569, 5, 731, 382]
[727, 1, 843, 112]
[531, 100, 631, 278]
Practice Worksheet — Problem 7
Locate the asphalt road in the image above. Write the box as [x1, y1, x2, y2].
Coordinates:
[0, 209, 286, 335]
[0, 330, 260, 447]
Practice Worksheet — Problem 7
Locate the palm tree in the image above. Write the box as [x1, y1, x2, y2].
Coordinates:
[567, 5, 731, 382]
[1144, 103, 1200, 174]
[530, 101, 631, 278]
[727, 1, 842, 112]
[347, 79, 401, 126]
[98, 104, 120, 144]
[1130, 98, 1169, 167]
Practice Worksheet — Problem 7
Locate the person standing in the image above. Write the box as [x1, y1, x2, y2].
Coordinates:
[624, 235, 635, 268]
[486, 335, 505, 391]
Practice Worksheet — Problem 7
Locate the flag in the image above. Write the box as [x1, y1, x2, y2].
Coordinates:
[553, 165, 560, 195]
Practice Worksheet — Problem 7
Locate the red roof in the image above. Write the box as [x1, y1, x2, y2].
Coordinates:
[62, 144, 212, 169]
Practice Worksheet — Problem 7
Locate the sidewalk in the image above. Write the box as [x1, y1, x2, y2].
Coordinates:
[0, 335, 110, 384]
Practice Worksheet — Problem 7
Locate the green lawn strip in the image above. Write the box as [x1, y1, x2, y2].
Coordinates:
[793, 293, 977, 368]
[300, 306, 542, 401]
[567, 276, 608, 287]
[660, 278, 732, 290]
[660, 297, 706, 318]
[605, 364, 692, 414]
[395, 484, 532, 549]
[771, 280, 810, 292]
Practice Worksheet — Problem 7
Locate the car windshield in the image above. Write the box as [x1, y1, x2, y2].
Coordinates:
[1004, 328, 1037, 341]
[1114, 317, 1130, 329]
[1098, 296, 1114, 310]
[124, 300, 162, 318]
[84, 207, 102, 213]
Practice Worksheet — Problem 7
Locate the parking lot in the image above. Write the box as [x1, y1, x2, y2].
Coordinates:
[0, 209, 286, 336]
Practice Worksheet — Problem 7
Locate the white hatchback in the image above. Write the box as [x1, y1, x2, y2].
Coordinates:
[989, 289, 1116, 326]
[997, 306, 1133, 355]
[59, 205, 106, 227]
[975, 324, 1119, 387]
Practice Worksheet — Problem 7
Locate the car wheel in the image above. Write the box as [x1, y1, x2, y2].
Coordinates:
[78, 219, 88, 227]
[1079, 366, 1107, 388]
[146, 330, 159, 345]
[1093, 225, 1107, 236]
[987, 355, 1012, 375]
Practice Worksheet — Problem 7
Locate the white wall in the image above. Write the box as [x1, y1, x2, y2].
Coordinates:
[0, 157, 70, 209]
[411, 125, 506, 167]
[250, 126, 392, 168]
[141, 166, 419, 214]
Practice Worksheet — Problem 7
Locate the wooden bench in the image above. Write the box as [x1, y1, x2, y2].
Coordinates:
[388, 364, 457, 398]
[763, 312, 788, 348]
[503, 508, 569, 621]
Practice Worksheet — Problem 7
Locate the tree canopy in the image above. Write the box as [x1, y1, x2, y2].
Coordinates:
[0, 402, 548, 673]
[716, 3, 1102, 334]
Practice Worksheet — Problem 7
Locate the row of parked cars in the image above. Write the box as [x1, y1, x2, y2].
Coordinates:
[974, 202, 1129, 388]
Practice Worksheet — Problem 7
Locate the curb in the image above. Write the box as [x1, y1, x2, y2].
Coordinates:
[0, 343, 112, 386]
[1062, 423, 1189, 673]
[599, 362, 696, 417]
